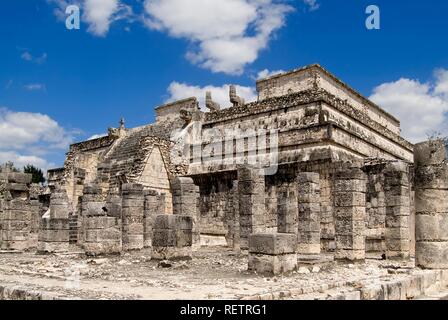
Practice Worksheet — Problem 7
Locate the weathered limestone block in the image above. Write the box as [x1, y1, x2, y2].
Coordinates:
[277, 186, 298, 234]
[81, 184, 104, 217]
[384, 161, 411, 259]
[297, 172, 321, 255]
[333, 167, 366, 261]
[248, 233, 297, 275]
[121, 183, 144, 251]
[37, 187, 70, 253]
[232, 180, 241, 251]
[415, 140, 448, 269]
[152, 214, 193, 260]
[83, 216, 121, 256]
[238, 167, 266, 249]
[171, 177, 200, 247]
[143, 190, 160, 248]
[0, 172, 33, 251]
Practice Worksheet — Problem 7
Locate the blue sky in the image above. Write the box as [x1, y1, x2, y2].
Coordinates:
[1, 0, 448, 170]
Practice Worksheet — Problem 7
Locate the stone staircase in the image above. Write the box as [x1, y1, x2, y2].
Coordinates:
[69, 215, 79, 244]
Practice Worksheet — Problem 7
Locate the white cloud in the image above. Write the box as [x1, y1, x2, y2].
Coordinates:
[24, 84, 46, 91]
[48, 0, 133, 36]
[143, 0, 293, 75]
[166, 82, 257, 110]
[20, 51, 47, 64]
[88, 133, 107, 140]
[84, 0, 119, 36]
[0, 108, 76, 170]
[303, 0, 319, 11]
[256, 68, 285, 80]
[0, 151, 54, 172]
[370, 69, 448, 143]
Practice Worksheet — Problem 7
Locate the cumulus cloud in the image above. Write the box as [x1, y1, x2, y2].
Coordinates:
[255, 68, 285, 80]
[20, 51, 47, 64]
[143, 0, 293, 75]
[370, 69, 448, 143]
[303, 0, 319, 11]
[48, 0, 133, 36]
[0, 108, 76, 171]
[0, 151, 54, 172]
[166, 82, 257, 110]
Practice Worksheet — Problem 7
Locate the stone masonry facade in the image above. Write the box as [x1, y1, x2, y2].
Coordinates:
[1, 64, 447, 278]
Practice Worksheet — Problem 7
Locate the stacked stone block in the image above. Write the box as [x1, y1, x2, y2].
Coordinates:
[0, 172, 32, 251]
[143, 190, 159, 248]
[38, 187, 70, 253]
[121, 183, 144, 251]
[238, 167, 266, 249]
[297, 172, 321, 255]
[384, 162, 411, 259]
[152, 214, 193, 260]
[28, 199, 41, 248]
[277, 185, 298, 234]
[82, 184, 121, 255]
[248, 233, 297, 275]
[415, 140, 448, 269]
[232, 180, 241, 251]
[333, 167, 367, 261]
[172, 177, 200, 247]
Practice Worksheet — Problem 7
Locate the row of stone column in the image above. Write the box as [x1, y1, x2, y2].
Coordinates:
[243, 161, 416, 274]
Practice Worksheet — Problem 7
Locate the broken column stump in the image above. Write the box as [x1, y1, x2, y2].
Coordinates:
[143, 190, 159, 249]
[152, 214, 193, 260]
[415, 140, 448, 269]
[297, 172, 321, 255]
[121, 183, 144, 251]
[248, 233, 297, 275]
[238, 167, 266, 249]
[333, 167, 367, 261]
[0, 172, 33, 251]
[172, 177, 200, 247]
[384, 161, 411, 259]
[82, 184, 121, 256]
[38, 187, 70, 253]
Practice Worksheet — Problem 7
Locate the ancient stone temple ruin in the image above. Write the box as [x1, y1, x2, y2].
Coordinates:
[1, 64, 447, 279]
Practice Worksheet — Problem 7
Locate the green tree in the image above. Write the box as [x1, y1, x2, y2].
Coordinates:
[23, 164, 46, 184]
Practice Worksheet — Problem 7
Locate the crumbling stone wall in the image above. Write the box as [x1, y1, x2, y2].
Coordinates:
[193, 172, 237, 245]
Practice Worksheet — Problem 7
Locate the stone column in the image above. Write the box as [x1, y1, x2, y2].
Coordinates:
[172, 177, 200, 247]
[384, 162, 411, 259]
[143, 190, 159, 248]
[238, 167, 266, 249]
[232, 180, 241, 251]
[415, 140, 448, 269]
[152, 214, 193, 260]
[333, 167, 366, 261]
[38, 187, 70, 253]
[278, 185, 298, 234]
[297, 172, 321, 255]
[0, 172, 32, 251]
[248, 233, 297, 275]
[82, 184, 121, 255]
[121, 183, 144, 251]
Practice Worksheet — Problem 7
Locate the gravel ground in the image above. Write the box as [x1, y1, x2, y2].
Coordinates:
[0, 246, 428, 300]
